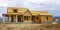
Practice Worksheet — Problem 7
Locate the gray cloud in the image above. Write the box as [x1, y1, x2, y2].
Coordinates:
[28, 1, 60, 16]
[0, 0, 60, 16]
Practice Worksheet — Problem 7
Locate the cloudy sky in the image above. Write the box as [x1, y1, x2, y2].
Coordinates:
[0, 0, 60, 17]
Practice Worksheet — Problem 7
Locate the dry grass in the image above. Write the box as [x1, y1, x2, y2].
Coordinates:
[0, 23, 60, 30]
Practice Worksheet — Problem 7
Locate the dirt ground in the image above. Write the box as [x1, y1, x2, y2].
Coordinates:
[0, 23, 60, 30]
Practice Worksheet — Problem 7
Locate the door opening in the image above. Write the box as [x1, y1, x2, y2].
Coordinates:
[18, 16, 21, 22]
[11, 16, 14, 22]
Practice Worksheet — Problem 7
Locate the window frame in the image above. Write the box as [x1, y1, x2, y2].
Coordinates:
[32, 16, 35, 20]
[46, 17, 48, 20]
[24, 16, 28, 20]
[13, 9, 17, 13]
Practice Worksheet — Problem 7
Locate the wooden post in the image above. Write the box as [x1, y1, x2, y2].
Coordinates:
[22, 15, 24, 22]
[9, 15, 11, 22]
[16, 15, 18, 23]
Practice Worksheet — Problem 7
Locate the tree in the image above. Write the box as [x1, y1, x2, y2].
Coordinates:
[56, 19, 60, 23]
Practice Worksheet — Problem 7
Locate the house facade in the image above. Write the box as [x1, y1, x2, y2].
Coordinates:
[2, 7, 53, 23]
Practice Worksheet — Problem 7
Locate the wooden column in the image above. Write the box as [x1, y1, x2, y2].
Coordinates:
[22, 16, 23, 22]
[34, 16, 36, 22]
[30, 16, 32, 21]
[16, 15, 18, 23]
[20, 16, 22, 22]
[22, 15, 24, 22]
[31, 16, 33, 23]
[39, 16, 41, 23]
[9, 15, 11, 22]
